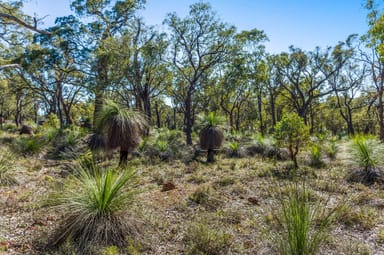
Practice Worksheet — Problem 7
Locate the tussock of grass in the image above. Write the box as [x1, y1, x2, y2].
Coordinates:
[269, 182, 343, 255]
[47, 164, 140, 253]
[184, 221, 232, 255]
[0, 149, 17, 185]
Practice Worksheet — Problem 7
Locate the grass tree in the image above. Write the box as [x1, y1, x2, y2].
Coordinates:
[47, 165, 138, 253]
[95, 100, 147, 165]
[274, 113, 309, 169]
[199, 112, 224, 163]
[348, 135, 384, 185]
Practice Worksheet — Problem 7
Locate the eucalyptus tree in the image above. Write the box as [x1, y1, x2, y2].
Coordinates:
[219, 55, 252, 132]
[15, 18, 86, 128]
[275, 44, 352, 128]
[112, 19, 171, 123]
[265, 54, 284, 128]
[360, 0, 384, 140]
[235, 29, 268, 133]
[164, 2, 235, 145]
[70, 0, 144, 128]
[330, 61, 367, 136]
[0, 0, 51, 35]
[0, 1, 51, 72]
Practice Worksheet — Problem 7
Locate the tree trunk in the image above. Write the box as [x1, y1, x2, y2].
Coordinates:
[57, 84, 64, 129]
[257, 91, 264, 135]
[93, 54, 108, 131]
[378, 89, 384, 141]
[207, 149, 215, 163]
[155, 101, 161, 128]
[143, 91, 152, 123]
[173, 107, 177, 129]
[229, 112, 234, 132]
[270, 92, 276, 128]
[15, 91, 22, 127]
[119, 150, 129, 166]
[347, 106, 354, 136]
[185, 92, 193, 145]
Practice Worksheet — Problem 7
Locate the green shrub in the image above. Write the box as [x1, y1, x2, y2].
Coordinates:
[325, 137, 338, 160]
[47, 165, 139, 253]
[16, 136, 46, 155]
[309, 144, 325, 168]
[227, 141, 240, 157]
[274, 113, 310, 169]
[45, 113, 60, 129]
[269, 182, 342, 255]
[185, 222, 232, 255]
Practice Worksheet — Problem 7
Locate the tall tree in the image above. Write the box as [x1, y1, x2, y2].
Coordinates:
[112, 19, 171, 123]
[165, 2, 234, 145]
[361, 0, 384, 140]
[276, 45, 351, 128]
[70, 0, 144, 128]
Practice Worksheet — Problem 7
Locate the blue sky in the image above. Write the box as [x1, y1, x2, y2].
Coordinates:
[23, 0, 369, 53]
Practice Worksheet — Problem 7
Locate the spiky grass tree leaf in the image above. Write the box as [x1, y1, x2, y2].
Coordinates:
[95, 100, 148, 151]
[347, 135, 384, 185]
[199, 126, 224, 150]
[352, 135, 376, 170]
[0, 149, 17, 186]
[47, 164, 139, 253]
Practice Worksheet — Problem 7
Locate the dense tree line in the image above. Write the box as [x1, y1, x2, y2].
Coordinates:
[2, 0, 384, 143]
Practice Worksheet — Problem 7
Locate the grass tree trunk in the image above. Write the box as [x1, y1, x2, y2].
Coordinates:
[119, 150, 129, 166]
[207, 149, 215, 163]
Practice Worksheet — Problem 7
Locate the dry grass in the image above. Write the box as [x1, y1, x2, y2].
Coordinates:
[0, 135, 384, 254]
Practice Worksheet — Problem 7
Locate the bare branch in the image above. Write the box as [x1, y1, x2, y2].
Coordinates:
[0, 12, 52, 35]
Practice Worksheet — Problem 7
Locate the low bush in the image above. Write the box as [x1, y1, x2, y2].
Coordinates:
[184, 222, 232, 255]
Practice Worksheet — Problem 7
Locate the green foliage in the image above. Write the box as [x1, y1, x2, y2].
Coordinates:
[185, 222, 233, 255]
[40, 126, 59, 142]
[45, 113, 60, 129]
[270, 183, 342, 255]
[274, 113, 310, 168]
[351, 135, 377, 170]
[62, 126, 84, 147]
[309, 144, 324, 168]
[16, 136, 46, 155]
[96, 100, 147, 151]
[198, 112, 225, 128]
[347, 134, 384, 184]
[326, 138, 338, 160]
[227, 141, 240, 158]
[47, 164, 138, 253]
[155, 139, 169, 152]
[0, 149, 17, 186]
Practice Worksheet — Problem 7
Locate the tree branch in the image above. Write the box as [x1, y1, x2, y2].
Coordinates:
[0, 12, 52, 35]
